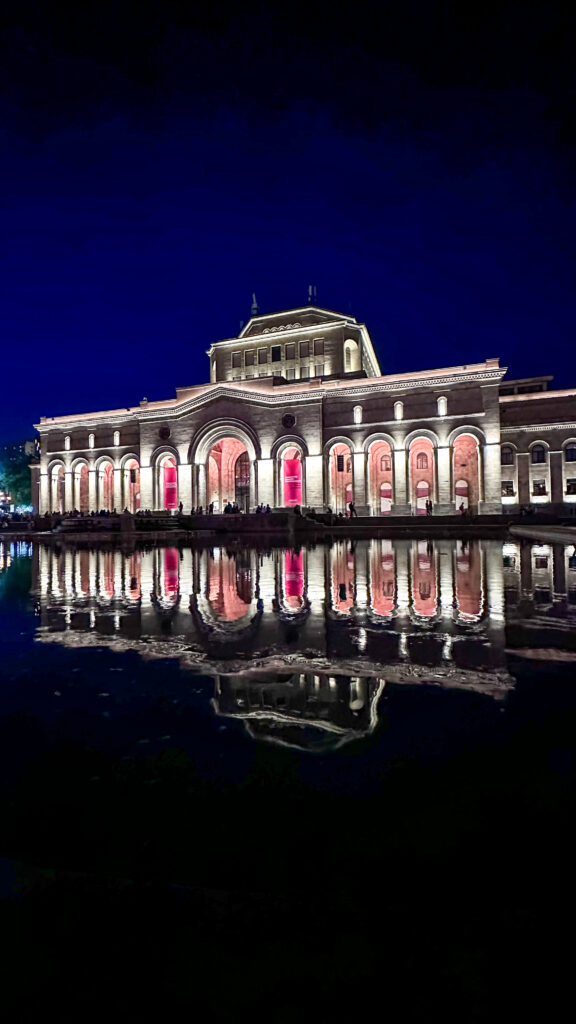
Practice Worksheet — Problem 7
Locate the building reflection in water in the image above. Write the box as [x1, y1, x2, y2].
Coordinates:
[31, 537, 576, 750]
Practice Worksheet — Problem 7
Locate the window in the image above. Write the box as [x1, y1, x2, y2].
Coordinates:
[258, 348, 268, 365]
[314, 364, 324, 377]
[88, 433, 95, 449]
[286, 368, 296, 380]
[345, 348, 351, 371]
[535, 556, 549, 569]
[245, 350, 255, 367]
[246, 373, 254, 379]
[532, 479, 547, 495]
[416, 452, 428, 470]
[565, 445, 576, 462]
[299, 340, 309, 358]
[232, 375, 241, 381]
[531, 445, 546, 464]
[566, 479, 576, 495]
[113, 430, 120, 446]
[271, 345, 282, 362]
[394, 401, 403, 421]
[64, 435, 70, 451]
[502, 481, 515, 497]
[313, 339, 324, 356]
[232, 352, 241, 368]
[353, 405, 362, 424]
[381, 455, 391, 471]
[300, 366, 309, 379]
[259, 371, 268, 377]
[501, 447, 514, 466]
[285, 342, 296, 360]
[437, 396, 447, 417]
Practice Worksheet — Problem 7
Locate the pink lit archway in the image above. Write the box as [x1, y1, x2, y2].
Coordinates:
[98, 462, 114, 512]
[409, 438, 435, 514]
[453, 434, 480, 511]
[367, 440, 394, 514]
[328, 442, 353, 512]
[207, 438, 250, 511]
[74, 464, 89, 512]
[124, 459, 140, 513]
[50, 465, 65, 513]
[280, 446, 303, 507]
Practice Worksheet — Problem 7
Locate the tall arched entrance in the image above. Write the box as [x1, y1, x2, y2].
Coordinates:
[156, 455, 178, 510]
[73, 464, 89, 512]
[123, 459, 140, 512]
[367, 440, 394, 514]
[278, 446, 304, 507]
[207, 438, 251, 511]
[50, 465, 65, 513]
[328, 442, 353, 513]
[98, 462, 115, 512]
[453, 434, 480, 511]
[409, 438, 435, 515]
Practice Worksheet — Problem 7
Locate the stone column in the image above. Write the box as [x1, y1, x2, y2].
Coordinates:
[250, 460, 257, 511]
[550, 451, 564, 506]
[352, 451, 369, 514]
[64, 470, 73, 511]
[517, 452, 530, 506]
[303, 454, 324, 509]
[178, 463, 193, 512]
[256, 458, 274, 507]
[479, 442, 502, 514]
[435, 445, 452, 515]
[39, 472, 49, 514]
[437, 541, 454, 619]
[139, 466, 153, 510]
[88, 468, 97, 512]
[356, 543, 369, 609]
[392, 448, 410, 515]
[113, 468, 122, 511]
[197, 462, 207, 507]
[552, 543, 567, 603]
[485, 540, 505, 622]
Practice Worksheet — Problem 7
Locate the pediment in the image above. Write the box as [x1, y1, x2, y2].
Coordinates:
[240, 306, 354, 339]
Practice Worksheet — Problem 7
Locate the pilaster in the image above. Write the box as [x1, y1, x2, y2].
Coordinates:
[304, 454, 324, 508]
[392, 448, 410, 515]
[479, 442, 502, 514]
[88, 469, 97, 512]
[178, 463, 193, 512]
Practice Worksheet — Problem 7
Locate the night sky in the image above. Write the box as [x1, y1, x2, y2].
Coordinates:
[1, 1, 575, 440]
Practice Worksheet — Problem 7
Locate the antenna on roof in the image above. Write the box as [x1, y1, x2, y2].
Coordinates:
[308, 284, 317, 304]
[251, 293, 259, 316]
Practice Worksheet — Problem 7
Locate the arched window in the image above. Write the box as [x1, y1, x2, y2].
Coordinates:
[88, 433, 95, 450]
[501, 446, 514, 466]
[394, 401, 403, 421]
[437, 396, 447, 417]
[531, 444, 546, 464]
[565, 445, 576, 463]
[345, 348, 351, 371]
[114, 430, 120, 446]
[353, 405, 362, 425]
[64, 435, 70, 451]
[380, 455, 391, 471]
[416, 452, 428, 470]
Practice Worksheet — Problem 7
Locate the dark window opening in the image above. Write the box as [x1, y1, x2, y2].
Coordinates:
[271, 345, 282, 362]
[501, 447, 514, 465]
[531, 445, 546, 464]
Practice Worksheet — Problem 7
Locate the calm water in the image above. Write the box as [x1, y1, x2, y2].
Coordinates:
[2, 536, 575, 1014]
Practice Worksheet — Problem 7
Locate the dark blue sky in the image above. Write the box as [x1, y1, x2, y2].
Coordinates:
[1, 1, 575, 438]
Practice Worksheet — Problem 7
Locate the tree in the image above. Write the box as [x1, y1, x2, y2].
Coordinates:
[0, 451, 32, 505]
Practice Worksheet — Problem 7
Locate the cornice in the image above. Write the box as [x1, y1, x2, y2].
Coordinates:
[208, 319, 349, 351]
[501, 422, 576, 433]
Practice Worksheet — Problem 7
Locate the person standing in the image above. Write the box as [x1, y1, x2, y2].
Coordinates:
[348, 501, 358, 518]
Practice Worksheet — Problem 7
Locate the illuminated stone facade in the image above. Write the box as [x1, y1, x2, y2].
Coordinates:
[33, 306, 576, 514]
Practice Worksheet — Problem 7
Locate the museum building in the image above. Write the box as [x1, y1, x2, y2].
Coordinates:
[33, 305, 576, 515]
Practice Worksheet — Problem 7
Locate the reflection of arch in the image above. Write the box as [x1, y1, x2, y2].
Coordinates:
[410, 541, 438, 619]
[369, 539, 395, 617]
[325, 438, 354, 511]
[455, 541, 484, 621]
